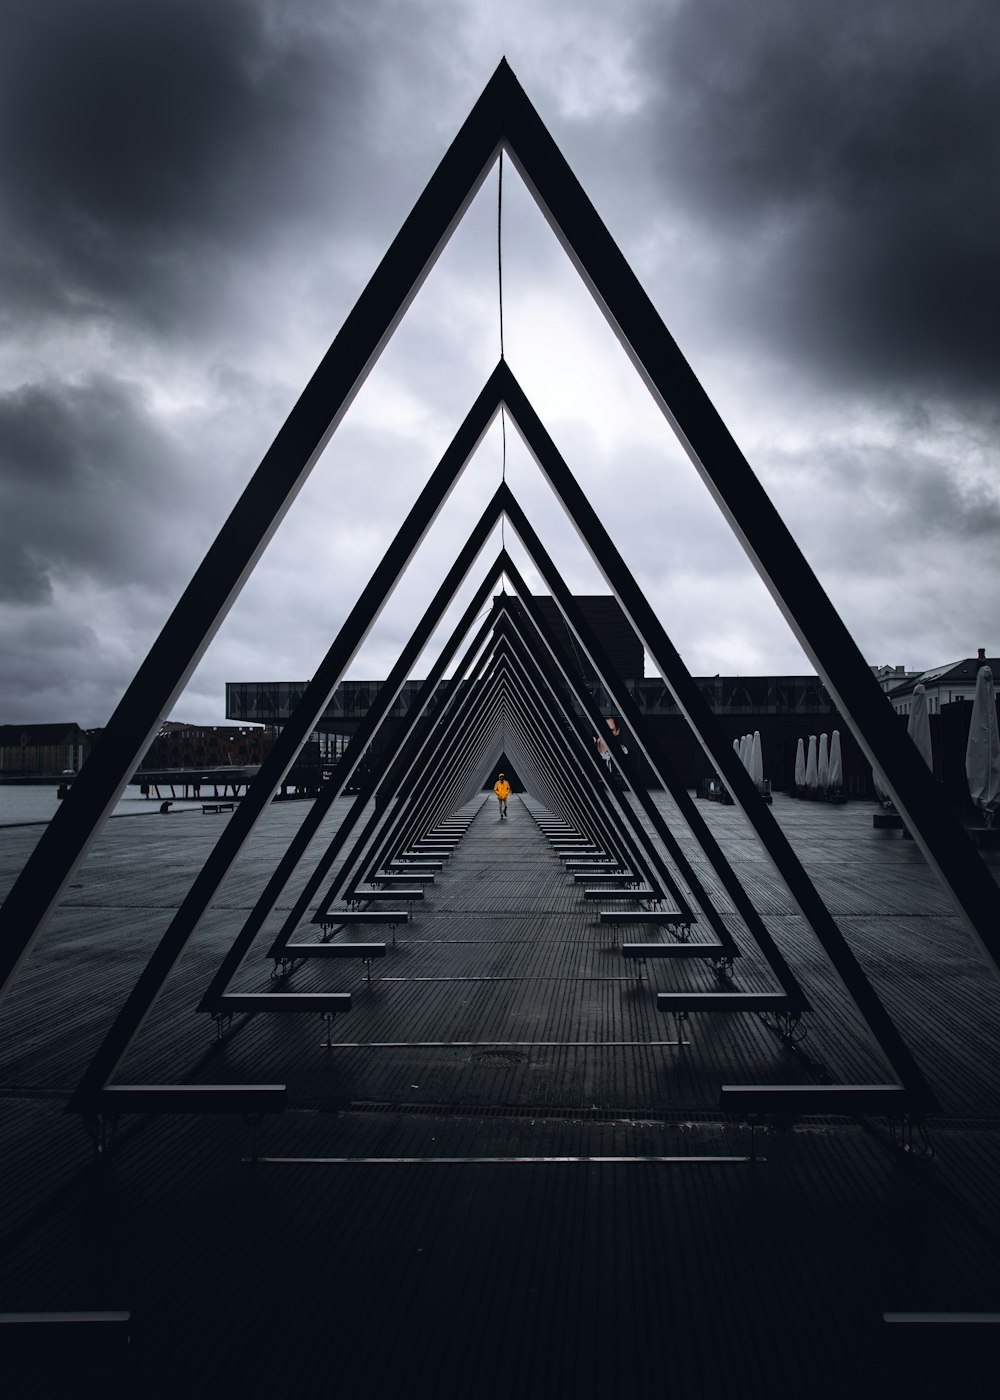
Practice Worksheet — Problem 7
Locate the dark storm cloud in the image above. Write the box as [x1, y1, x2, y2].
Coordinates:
[0, 0, 362, 333]
[0, 375, 197, 601]
[637, 0, 1000, 394]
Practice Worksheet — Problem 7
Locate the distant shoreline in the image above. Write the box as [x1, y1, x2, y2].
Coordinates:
[0, 775, 79, 786]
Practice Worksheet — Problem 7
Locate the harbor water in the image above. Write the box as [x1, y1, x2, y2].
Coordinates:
[0, 785, 207, 826]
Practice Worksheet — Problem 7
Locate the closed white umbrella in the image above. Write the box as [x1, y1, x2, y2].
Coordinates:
[829, 730, 843, 791]
[907, 683, 933, 770]
[739, 734, 749, 768]
[966, 665, 1000, 822]
[751, 730, 764, 789]
[794, 738, 806, 789]
[805, 735, 819, 790]
[872, 764, 892, 804]
[818, 733, 830, 789]
[733, 737, 740, 757]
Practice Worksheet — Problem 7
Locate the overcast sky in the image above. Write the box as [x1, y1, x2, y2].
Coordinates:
[2, 0, 998, 728]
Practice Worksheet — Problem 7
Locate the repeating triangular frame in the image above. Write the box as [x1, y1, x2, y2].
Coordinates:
[1, 60, 987, 1118]
[64, 359, 934, 1110]
[322, 605, 675, 912]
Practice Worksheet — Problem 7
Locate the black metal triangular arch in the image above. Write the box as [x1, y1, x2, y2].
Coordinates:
[69, 376, 936, 1111]
[222, 495, 911, 1115]
[200, 383, 935, 1113]
[1, 61, 981, 1120]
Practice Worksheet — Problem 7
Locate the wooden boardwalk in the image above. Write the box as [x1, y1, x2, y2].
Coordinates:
[1, 791, 999, 1397]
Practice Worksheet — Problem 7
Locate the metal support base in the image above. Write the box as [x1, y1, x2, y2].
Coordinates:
[887, 1114, 934, 1159]
[711, 955, 734, 980]
[673, 922, 691, 944]
[759, 1009, 805, 1045]
[321, 1013, 338, 1048]
[213, 1012, 235, 1042]
[244, 1113, 261, 1165]
[82, 1113, 120, 1158]
[270, 957, 299, 980]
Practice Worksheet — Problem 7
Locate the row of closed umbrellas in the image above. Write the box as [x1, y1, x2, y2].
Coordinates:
[732, 728, 843, 796]
[725, 667, 1000, 819]
[794, 731, 843, 794]
[874, 668, 1000, 824]
[734, 731, 765, 791]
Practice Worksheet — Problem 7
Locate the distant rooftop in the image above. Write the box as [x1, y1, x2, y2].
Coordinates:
[888, 651, 1000, 700]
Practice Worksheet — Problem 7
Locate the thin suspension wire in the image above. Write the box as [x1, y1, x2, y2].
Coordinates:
[498, 148, 507, 565]
[497, 148, 505, 362]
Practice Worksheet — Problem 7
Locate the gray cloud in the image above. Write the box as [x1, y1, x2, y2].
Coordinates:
[2, 0, 998, 729]
[637, 0, 1000, 395]
[0, 375, 194, 600]
[0, 0, 362, 335]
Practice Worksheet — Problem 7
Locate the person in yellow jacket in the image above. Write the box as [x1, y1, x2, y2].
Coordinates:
[493, 772, 511, 820]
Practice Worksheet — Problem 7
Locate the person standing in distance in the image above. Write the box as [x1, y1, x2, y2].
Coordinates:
[493, 771, 511, 820]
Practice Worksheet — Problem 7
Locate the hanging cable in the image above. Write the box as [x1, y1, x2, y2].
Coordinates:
[500, 413, 506, 574]
[498, 147, 507, 571]
[497, 147, 505, 362]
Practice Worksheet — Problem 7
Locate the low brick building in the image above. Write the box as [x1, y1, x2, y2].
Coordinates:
[139, 722, 274, 771]
[0, 723, 90, 775]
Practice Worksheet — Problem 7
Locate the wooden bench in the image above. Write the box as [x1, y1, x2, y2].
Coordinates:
[622, 942, 734, 978]
[99, 1084, 288, 1113]
[394, 857, 446, 867]
[312, 910, 410, 928]
[280, 942, 387, 981]
[347, 888, 424, 905]
[215, 993, 351, 1015]
[367, 872, 436, 885]
[622, 942, 728, 959]
[574, 872, 637, 884]
[0, 1312, 131, 1361]
[657, 992, 789, 1013]
[599, 911, 689, 926]
[718, 1083, 909, 1114]
[311, 909, 409, 945]
[968, 827, 1000, 849]
[583, 888, 657, 901]
[202, 802, 236, 814]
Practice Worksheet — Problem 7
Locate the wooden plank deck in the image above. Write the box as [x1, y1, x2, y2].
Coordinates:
[1, 789, 999, 1398]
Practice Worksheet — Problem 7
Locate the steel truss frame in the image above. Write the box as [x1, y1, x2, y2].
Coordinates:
[0, 61, 975, 1118]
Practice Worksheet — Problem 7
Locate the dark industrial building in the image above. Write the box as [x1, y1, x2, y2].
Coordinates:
[225, 595, 885, 794]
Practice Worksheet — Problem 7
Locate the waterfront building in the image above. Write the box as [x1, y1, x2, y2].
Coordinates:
[886, 647, 1000, 715]
[0, 722, 89, 775]
[139, 721, 274, 771]
[869, 663, 923, 693]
